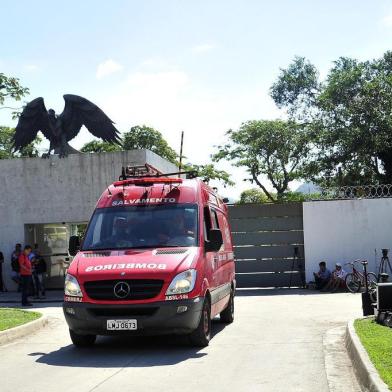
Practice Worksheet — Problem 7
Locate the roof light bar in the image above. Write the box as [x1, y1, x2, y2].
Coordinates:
[119, 165, 198, 181]
[113, 177, 183, 187]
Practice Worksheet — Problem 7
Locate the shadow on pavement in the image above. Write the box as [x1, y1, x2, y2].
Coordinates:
[30, 321, 227, 368]
[0, 302, 62, 309]
[235, 287, 350, 297]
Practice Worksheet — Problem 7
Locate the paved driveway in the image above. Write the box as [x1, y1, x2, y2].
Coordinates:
[0, 290, 362, 392]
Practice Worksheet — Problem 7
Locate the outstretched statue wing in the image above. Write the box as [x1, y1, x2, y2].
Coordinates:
[12, 98, 52, 152]
[61, 95, 121, 143]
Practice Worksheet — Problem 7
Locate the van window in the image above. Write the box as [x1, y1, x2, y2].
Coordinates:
[82, 204, 198, 250]
[211, 209, 220, 229]
[203, 206, 212, 241]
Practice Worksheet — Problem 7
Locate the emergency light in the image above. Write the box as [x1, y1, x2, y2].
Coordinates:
[113, 177, 183, 187]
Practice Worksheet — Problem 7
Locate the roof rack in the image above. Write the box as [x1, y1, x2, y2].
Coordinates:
[119, 164, 198, 181]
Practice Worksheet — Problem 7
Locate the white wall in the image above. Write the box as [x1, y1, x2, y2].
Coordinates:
[0, 150, 177, 289]
[303, 198, 392, 282]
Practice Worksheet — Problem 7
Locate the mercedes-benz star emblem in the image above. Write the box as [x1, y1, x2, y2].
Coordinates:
[113, 281, 131, 299]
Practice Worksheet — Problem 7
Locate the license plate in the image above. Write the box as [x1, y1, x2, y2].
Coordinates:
[107, 319, 137, 330]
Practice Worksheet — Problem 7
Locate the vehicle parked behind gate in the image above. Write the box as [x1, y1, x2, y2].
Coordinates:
[63, 165, 235, 347]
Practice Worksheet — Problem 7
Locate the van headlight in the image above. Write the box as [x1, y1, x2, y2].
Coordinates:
[166, 269, 197, 295]
[64, 274, 83, 297]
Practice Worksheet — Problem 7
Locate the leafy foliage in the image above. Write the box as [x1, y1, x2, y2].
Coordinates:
[0, 73, 29, 106]
[81, 140, 121, 153]
[0, 73, 29, 118]
[270, 56, 320, 119]
[238, 188, 319, 204]
[80, 124, 233, 187]
[122, 125, 178, 164]
[238, 188, 270, 204]
[271, 52, 392, 186]
[0, 126, 41, 159]
[213, 120, 312, 201]
[184, 163, 234, 187]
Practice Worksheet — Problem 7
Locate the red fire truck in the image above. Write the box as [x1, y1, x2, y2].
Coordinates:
[63, 165, 235, 347]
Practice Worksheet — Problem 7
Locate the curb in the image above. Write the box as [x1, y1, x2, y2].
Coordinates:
[345, 319, 389, 392]
[0, 314, 49, 346]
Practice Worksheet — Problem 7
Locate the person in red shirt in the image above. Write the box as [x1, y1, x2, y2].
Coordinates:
[19, 245, 33, 306]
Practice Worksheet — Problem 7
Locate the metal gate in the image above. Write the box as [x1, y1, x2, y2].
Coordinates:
[229, 203, 305, 288]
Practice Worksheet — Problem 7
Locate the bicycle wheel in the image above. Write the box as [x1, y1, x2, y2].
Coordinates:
[365, 272, 378, 294]
[369, 287, 378, 303]
[345, 273, 361, 293]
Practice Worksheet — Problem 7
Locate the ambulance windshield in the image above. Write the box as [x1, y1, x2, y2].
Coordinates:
[82, 204, 198, 250]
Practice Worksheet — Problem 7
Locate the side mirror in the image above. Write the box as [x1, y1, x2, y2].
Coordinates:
[205, 229, 223, 252]
[222, 197, 229, 203]
[69, 236, 81, 256]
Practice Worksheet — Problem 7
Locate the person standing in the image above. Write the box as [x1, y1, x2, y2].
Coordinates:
[19, 245, 33, 306]
[0, 251, 5, 292]
[32, 254, 47, 299]
[11, 244, 22, 291]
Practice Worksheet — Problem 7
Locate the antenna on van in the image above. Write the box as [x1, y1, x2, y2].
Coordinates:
[179, 131, 184, 172]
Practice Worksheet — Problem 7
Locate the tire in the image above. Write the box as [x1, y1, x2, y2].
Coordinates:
[69, 329, 96, 347]
[220, 288, 234, 324]
[366, 272, 378, 291]
[189, 297, 211, 347]
[369, 287, 378, 303]
[345, 273, 361, 293]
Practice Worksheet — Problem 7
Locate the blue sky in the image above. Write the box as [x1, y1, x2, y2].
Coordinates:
[2, 1, 392, 198]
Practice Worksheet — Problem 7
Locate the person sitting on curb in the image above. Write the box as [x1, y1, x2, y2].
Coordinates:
[313, 261, 331, 290]
[323, 263, 347, 292]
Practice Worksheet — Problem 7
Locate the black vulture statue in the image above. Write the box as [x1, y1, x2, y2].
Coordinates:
[12, 94, 121, 157]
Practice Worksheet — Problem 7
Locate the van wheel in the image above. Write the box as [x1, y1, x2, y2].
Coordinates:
[69, 329, 96, 347]
[189, 297, 211, 347]
[220, 289, 234, 324]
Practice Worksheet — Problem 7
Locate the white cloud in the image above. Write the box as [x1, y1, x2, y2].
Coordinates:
[96, 59, 123, 79]
[381, 14, 392, 27]
[24, 64, 39, 71]
[68, 68, 282, 199]
[191, 43, 216, 54]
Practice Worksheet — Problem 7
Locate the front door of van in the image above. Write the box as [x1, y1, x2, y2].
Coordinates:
[203, 206, 220, 292]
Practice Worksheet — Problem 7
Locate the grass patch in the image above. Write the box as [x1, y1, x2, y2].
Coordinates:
[0, 308, 41, 331]
[354, 318, 392, 389]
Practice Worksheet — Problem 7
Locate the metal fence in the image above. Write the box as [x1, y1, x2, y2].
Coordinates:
[229, 203, 305, 288]
[306, 184, 392, 201]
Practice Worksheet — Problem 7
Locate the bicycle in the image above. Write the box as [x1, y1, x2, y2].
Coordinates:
[344, 260, 378, 298]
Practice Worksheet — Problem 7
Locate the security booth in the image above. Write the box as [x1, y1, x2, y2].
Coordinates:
[0, 149, 178, 291]
[24, 223, 87, 289]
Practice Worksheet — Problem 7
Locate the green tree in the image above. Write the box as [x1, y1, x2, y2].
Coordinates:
[184, 163, 234, 187]
[81, 124, 233, 187]
[0, 73, 29, 118]
[238, 188, 317, 204]
[0, 126, 41, 159]
[122, 125, 178, 164]
[270, 56, 320, 119]
[238, 188, 270, 204]
[81, 140, 122, 153]
[271, 52, 392, 186]
[213, 120, 311, 201]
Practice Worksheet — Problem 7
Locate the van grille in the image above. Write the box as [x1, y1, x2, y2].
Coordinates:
[88, 307, 158, 317]
[84, 279, 164, 301]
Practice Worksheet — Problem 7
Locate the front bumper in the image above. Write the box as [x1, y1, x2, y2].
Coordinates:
[63, 297, 204, 336]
